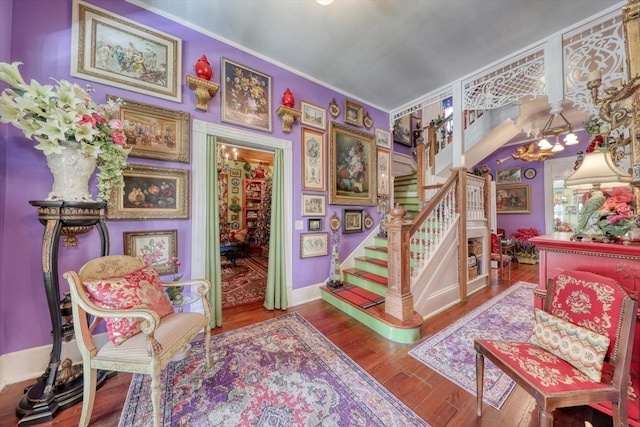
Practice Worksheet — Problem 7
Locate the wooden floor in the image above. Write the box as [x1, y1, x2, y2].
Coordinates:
[0, 263, 615, 426]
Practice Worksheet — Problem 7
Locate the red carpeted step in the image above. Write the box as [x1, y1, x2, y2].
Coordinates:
[332, 285, 385, 309]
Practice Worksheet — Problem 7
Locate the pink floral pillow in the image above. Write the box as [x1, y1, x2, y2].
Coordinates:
[83, 265, 174, 345]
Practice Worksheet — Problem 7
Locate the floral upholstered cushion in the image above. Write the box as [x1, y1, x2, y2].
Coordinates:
[529, 308, 610, 382]
[83, 265, 174, 345]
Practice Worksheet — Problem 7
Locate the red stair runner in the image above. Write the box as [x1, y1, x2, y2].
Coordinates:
[332, 285, 385, 309]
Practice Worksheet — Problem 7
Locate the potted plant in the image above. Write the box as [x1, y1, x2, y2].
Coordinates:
[509, 227, 541, 264]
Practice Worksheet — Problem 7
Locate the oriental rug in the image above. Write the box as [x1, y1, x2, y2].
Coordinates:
[119, 312, 428, 426]
[221, 255, 268, 308]
[409, 281, 536, 410]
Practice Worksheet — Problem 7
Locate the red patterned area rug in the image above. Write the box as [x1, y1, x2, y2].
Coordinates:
[119, 313, 429, 426]
[221, 255, 268, 309]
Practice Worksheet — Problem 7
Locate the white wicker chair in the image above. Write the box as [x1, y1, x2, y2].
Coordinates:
[64, 255, 211, 427]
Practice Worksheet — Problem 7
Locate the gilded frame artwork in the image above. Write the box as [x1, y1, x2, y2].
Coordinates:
[496, 185, 531, 214]
[329, 122, 376, 206]
[344, 99, 364, 127]
[107, 164, 190, 220]
[393, 115, 412, 146]
[377, 148, 391, 196]
[375, 128, 391, 149]
[300, 100, 326, 130]
[342, 209, 364, 234]
[123, 229, 177, 275]
[107, 95, 190, 163]
[221, 57, 272, 132]
[302, 193, 326, 217]
[71, 0, 182, 102]
[496, 167, 522, 184]
[301, 127, 325, 191]
[300, 232, 329, 258]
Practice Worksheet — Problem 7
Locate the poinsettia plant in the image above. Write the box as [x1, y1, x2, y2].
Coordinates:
[509, 227, 541, 258]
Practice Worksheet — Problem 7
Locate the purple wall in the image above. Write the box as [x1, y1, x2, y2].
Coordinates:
[475, 130, 591, 238]
[0, 0, 389, 354]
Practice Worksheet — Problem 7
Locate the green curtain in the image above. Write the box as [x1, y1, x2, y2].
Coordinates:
[264, 148, 288, 310]
[206, 136, 223, 327]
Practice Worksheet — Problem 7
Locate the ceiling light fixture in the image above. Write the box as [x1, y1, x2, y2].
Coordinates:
[317, 0, 334, 5]
[536, 111, 578, 153]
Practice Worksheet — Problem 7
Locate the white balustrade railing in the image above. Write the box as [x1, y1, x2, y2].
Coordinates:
[466, 174, 486, 221]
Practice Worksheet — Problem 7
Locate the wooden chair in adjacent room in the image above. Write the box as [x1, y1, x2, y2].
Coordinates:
[490, 232, 511, 283]
[474, 270, 638, 427]
[64, 255, 212, 427]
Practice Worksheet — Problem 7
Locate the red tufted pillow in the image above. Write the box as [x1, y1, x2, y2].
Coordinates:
[83, 265, 174, 345]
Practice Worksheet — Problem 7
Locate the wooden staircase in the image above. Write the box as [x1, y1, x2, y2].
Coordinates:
[320, 178, 424, 344]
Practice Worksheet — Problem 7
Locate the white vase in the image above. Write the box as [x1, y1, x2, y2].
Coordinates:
[45, 141, 97, 201]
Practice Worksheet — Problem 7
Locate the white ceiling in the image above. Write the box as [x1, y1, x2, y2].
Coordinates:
[130, 0, 622, 114]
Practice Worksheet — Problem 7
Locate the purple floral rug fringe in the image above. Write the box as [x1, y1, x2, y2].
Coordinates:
[409, 281, 537, 410]
[119, 312, 429, 426]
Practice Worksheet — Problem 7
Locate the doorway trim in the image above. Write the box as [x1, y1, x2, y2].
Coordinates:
[543, 156, 577, 234]
[191, 119, 293, 305]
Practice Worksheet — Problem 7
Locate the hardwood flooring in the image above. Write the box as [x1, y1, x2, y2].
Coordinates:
[0, 263, 615, 426]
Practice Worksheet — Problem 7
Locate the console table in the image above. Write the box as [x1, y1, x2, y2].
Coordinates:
[17, 201, 113, 426]
[530, 232, 640, 426]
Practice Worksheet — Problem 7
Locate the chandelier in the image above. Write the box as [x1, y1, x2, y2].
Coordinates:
[536, 111, 578, 153]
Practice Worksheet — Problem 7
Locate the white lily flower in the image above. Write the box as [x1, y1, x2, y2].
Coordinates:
[38, 120, 67, 143]
[0, 61, 27, 87]
[33, 136, 64, 156]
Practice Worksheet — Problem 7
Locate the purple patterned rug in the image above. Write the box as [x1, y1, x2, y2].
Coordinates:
[409, 281, 536, 410]
[119, 312, 428, 426]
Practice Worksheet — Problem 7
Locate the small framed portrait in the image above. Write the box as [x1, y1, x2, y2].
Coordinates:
[230, 168, 242, 177]
[308, 218, 322, 231]
[344, 99, 364, 127]
[524, 168, 537, 180]
[343, 209, 364, 233]
[302, 193, 326, 217]
[301, 127, 325, 191]
[300, 100, 326, 130]
[123, 229, 177, 275]
[300, 232, 329, 258]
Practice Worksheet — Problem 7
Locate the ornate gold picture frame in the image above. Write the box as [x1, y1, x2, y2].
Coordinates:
[302, 127, 325, 191]
[108, 95, 190, 163]
[123, 230, 177, 275]
[496, 185, 530, 214]
[107, 164, 190, 219]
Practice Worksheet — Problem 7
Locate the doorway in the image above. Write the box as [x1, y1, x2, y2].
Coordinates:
[218, 143, 274, 308]
[190, 120, 294, 318]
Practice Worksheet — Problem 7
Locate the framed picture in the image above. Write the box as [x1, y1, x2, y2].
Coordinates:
[300, 232, 329, 258]
[107, 164, 190, 220]
[343, 209, 364, 233]
[71, 0, 182, 102]
[329, 122, 376, 206]
[230, 168, 241, 177]
[377, 149, 391, 196]
[123, 230, 177, 275]
[375, 128, 391, 149]
[524, 168, 537, 179]
[393, 115, 412, 146]
[344, 99, 364, 127]
[301, 127, 325, 191]
[302, 194, 326, 217]
[300, 100, 326, 130]
[107, 95, 190, 163]
[221, 57, 272, 132]
[496, 185, 530, 214]
[496, 167, 522, 184]
[308, 218, 322, 231]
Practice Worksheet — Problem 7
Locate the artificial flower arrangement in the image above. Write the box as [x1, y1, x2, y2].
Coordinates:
[583, 186, 638, 237]
[509, 227, 541, 260]
[0, 62, 130, 201]
[140, 242, 185, 303]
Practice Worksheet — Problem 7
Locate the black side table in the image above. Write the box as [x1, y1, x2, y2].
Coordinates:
[17, 201, 113, 426]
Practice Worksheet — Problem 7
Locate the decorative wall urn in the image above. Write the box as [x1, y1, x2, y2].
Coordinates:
[194, 55, 213, 81]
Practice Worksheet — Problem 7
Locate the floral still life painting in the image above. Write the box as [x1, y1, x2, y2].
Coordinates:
[221, 58, 272, 132]
[329, 122, 376, 206]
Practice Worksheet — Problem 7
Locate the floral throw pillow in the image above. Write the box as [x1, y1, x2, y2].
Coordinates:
[529, 308, 610, 382]
[83, 265, 174, 345]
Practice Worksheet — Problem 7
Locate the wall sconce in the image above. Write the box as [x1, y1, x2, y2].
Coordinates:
[186, 75, 219, 112]
[276, 88, 301, 133]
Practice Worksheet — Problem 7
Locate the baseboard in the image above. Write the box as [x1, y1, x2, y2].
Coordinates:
[0, 333, 109, 391]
